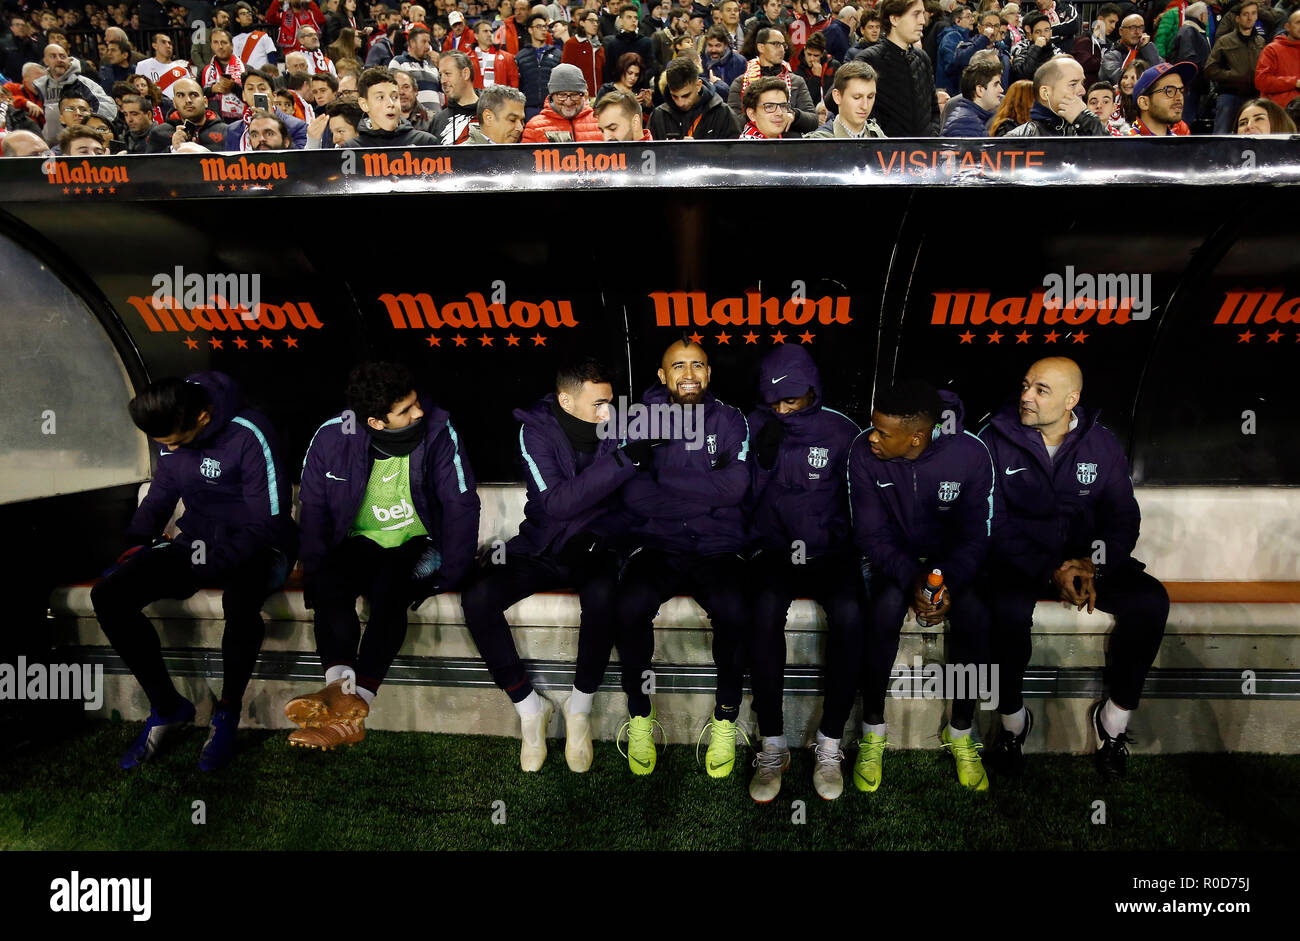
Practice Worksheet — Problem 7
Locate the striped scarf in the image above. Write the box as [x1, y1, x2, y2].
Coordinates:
[740, 57, 793, 100]
[201, 55, 246, 120]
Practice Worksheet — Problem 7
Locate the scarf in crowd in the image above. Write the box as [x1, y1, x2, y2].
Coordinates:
[1045, 4, 1060, 25]
[740, 57, 793, 99]
[305, 48, 332, 73]
[274, 9, 319, 50]
[289, 88, 315, 122]
[201, 54, 246, 120]
[740, 121, 771, 138]
[1126, 116, 1189, 135]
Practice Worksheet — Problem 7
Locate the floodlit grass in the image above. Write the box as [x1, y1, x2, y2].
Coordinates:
[1, 719, 1296, 851]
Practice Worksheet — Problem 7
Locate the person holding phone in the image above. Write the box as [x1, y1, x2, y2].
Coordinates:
[222, 70, 311, 149]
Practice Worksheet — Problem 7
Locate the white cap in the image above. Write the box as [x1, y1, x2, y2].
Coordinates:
[448, 10, 464, 24]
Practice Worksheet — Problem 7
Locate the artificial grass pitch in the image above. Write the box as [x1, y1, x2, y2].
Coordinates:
[1, 719, 1297, 851]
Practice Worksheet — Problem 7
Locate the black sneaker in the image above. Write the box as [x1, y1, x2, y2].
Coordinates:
[1091, 700, 1133, 781]
[985, 708, 1033, 776]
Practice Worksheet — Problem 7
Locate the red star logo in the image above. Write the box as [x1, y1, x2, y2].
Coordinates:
[958, 331, 975, 344]
[1267, 330, 1283, 343]
[1072, 332, 1088, 344]
[73, 187, 81, 194]
[426, 334, 441, 347]
[62, 187, 69, 194]
[479, 334, 494, 346]
[97, 187, 105, 194]
[715, 332, 731, 344]
[1044, 330, 1060, 344]
[259, 336, 274, 349]
[772, 331, 787, 344]
[453, 335, 468, 347]
[798, 331, 815, 344]
[505, 334, 520, 347]
[284, 336, 299, 348]
[687, 332, 704, 345]
[265, 183, 273, 190]
[1238, 330, 1254, 343]
[207, 336, 223, 349]
[241, 183, 249, 191]
[183, 336, 199, 350]
[108, 187, 115, 194]
[1015, 331, 1031, 344]
[987, 331, 1003, 344]
[233, 336, 248, 349]
[532, 333, 547, 346]
[217, 184, 225, 191]
[742, 331, 760, 345]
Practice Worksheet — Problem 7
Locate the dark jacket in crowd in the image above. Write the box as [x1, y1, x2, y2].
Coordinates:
[859, 38, 940, 137]
[1205, 25, 1266, 97]
[649, 77, 740, 138]
[1006, 100, 1109, 135]
[793, 49, 838, 109]
[747, 346, 861, 559]
[726, 64, 820, 134]
[1, 28, 40, 81]
[705, 47, 747, 86]
[978, 403, 1142, 581]
[1012, 37, 1063, 82]
[621, 383, 750, 556]
[602, 28, 656, 82]
[824, 17, 854, 63]
[847, 390, 993, 594]
[942, 95, 995, 136]
[146, 108, 230, 151]
[1099, 39, 1164, 84]
[125, 371, 298, 577]
[340, 116, 439, 147]
[516, 41, 564, 115]
[508, 394, 637, 558]
[953, 33, 1012, 90]
[298, 394, 480, 588]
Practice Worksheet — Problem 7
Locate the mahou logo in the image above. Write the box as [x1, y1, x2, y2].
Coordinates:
[46, 159, 130, 186]
[199, 156, 288, 184]
[929, 291, 1140, 326]
[1213, 291, 1300, 324]
[379, 291, 578, 330]
[126, 294, 324, 345]
[650, 291, 852, 327]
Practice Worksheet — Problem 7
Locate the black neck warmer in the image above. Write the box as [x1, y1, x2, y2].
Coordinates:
[550, 398, 600, 452]
[367, 417, 425, 457]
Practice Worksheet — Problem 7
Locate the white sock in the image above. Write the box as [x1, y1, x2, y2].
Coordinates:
[514, 690, 543, 717]
[1001, 707, 1027, 737]
[816, 731, 840, 753]
[1101, 699, 1129, 739]
[356, 687, 375, 706]
[863, 722, 886, 738]
[567, 687, 593, 715]
[763, 734, 788, 752]
[324, 664, 353, 686]
[947, 723, 971, 740]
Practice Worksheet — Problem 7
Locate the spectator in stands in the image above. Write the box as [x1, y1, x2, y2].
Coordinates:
[459, 358, 641, 774]
[704, 23, 746, 85]
[1, 15, 41, 81]
[1033, 0, 1081, 51]
[953, 9, 1013, 91]
[390, 24, 443, 93]
[298, 26, 338, 74]
[740, 73, 800, 136]
[474, 20, 522, 89]
[1011, 11, 1063, 81]
[135, 32, 189, 86]
[430, 50, 479, 141]
[466, 82, 527, 140]
[745, 0, 794, 45]
[521, 61, 602, 139]
[55, 89, 93, 131]
[615, 339, 750, 779]
[548, 0, 575, 25]
[326, 97, 365, 141]
[650, 6, 689, 67]
[224, 69, 310, 148]
[807, 59, 884, 135]
[234, 5, 280, 68]
[289, 362, 478, 753]
[1008, 54, 1108, 133]
[1070, 3, 1121, 85]
[728, 27, 820, 131]
[825, 6, 859, 63]
[594, 86, 650, 136]
[517, 12, 565, 116]
[129, 73, 173, 121]
[337, 66, 361, 98]
[99, 38, 134, 89]
[792, 0, 833, 62]
[148, 77, 229, 151]
[1255, 8, 1300, 107]
[855, 8, 884, 50]
[980, 358, 1169, 782]
[943, 57, 1004, 133]
[1086, 78, 1130, 132]
[649, 54, 740, 136]
[37, 43, 117, 144]
[343, 64, 440, 143]
[603, 3, 656, 80]
[245, 108, 293, 147]
[794, 30, 839, 113]
[1125, 59, 1194, 133]
[936, 4, 976, 94]
[391, 68, 435, 130]
[120, 93, 156, 152]
[1001, 2, 1024, 44]
[717, 0, 746, 50]
[1099, 13, 1163, 84]
[1168, 2, 1211, 124]
[849, 380, 994, 793]
[268, 0, 329, 54]
[860, 0, 941, 136]
[445, 10, 475, 51]
[1235, 94, 1298, 130]
[562, 8, 605, 92]
[311, 71, 340, 107]
[1115, 55, 1142, 124]
[202, 29, 247, 123]
[58, 119, 109, 155]
[93, 374, 296, 772]
[1206, 2, 1267, 133]
[1, 129, 49, 156]
[327, 0, 371, 46]
[598, 51, 652, 112]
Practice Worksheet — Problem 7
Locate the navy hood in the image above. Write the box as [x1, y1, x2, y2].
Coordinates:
[759, 345, 821, 408]
[186, 370, 241, 443]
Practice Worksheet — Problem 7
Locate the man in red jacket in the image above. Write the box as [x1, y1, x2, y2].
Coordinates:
[520, 61, 602, 140]
[1256, 8, 1300, 108]
[471, 19, 520, 88]
[267, 0, 327, 54]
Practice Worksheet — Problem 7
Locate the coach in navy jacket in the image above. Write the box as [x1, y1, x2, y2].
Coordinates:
[745, 346, 866, 796]
[977, 357, 1168, 779]
[847, 381, 994, 772]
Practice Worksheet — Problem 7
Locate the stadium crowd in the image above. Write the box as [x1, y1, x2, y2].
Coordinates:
[2, 0, 1298, 155]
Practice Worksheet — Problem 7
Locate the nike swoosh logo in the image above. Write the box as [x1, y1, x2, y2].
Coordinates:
[1005, 467, 1028, 476]
[708, 759, 731, 771]
[325, 472, 347, 481]
[630, 755, 651, 768]
[382, 471, 399, 482]
[876, 481, 894, 488]
[770, 374, 789, 384]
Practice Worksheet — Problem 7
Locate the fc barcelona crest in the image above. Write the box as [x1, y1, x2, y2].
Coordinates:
[706, 434, 717, 456]
[200, 457, 222, 479]
[807, 446, 829, 469]
[1076, 462, 1098, 485]
[938, 481, 960, 502]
